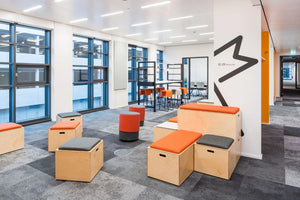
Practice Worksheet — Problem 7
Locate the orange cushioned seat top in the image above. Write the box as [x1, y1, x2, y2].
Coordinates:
[150, 130, 202, 154]
[180, 104, 239, 114]
[50, 121, 80, 130]
[0, 122, 22, 132]
[168, 116, 178, 123]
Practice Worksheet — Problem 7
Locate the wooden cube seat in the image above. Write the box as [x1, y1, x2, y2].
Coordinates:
[178, 104, 241, 139]
[119, 111, 140, 141]
[129, 105, 146, 126]
[0, 123, 24, 155]
[48, 121, 81, 152]
[194, 134, 241, 180]
[154, 122, 178, 142]
[56, 112, 83, 134]
[148, 130, 202, 186]
[167, 116, 178, 123]
[55, 137, 103, 182]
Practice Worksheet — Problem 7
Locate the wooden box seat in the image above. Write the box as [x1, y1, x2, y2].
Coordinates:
[48, 121, 82, 152]
[178, 104, 241, 139]
[154, 122, 178, 142]
[0, 123, 24, 155]
[147, 130, 202, 186]
[55, 137, 103, 182]
[194, 134, 241, 180]
[56, 112, 83, 134]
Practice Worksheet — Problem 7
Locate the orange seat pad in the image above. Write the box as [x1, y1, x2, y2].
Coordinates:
[180, 104, 239, 114]
[50, 121, 80, 130]
[168, 116, 178, 123]
[150, 130, 202, 154]
[0, 123, 22, 132]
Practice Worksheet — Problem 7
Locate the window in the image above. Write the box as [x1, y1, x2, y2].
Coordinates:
[157, 50, 163, 81]
[72, 36, 108, 112]
[128, 45, 148, 103]
[0, 22, 51, 124]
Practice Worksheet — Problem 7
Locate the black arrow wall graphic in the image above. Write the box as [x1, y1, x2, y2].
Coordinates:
[214, 35, 258, 137]
[214, 35, 258, 83]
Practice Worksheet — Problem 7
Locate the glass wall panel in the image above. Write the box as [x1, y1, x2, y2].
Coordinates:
[0, 64, 9, 85]
[16, 86, 46, 122]
[93, 82, 104, 108]
[0, 88, 9, 123]
[73, 84, 89, 111]
[17, 67, 46, 83]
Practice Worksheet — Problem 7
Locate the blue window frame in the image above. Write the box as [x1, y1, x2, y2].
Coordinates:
[72, 36, 109, 112]
[128, 45, 148, 103]
[0, 21, 51, 124]
[157, 50, 163, 81]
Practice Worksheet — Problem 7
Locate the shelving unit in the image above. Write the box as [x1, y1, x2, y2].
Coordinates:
[137, 61, 183, 112]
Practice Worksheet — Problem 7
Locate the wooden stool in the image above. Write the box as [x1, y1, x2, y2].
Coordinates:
[55, 137, 103, 182]
[147, 130, 202, 186]
[178, 104, 241, 139]
[0, 123, 24, 155]
[129, 105, 146, 126]
[119, 111, 140, 141]
[194, 134, 241, 180]
[56, 112, 83, 134]
[154, 122, 178, 141]
[48, 121, 81, 152]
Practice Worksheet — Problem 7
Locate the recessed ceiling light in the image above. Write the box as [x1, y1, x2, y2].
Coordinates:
[199, 32, 214, 36]
[144, 38, 158, 41]
[126, 33, 142, 37]
[70, 18, 88, 24]
[23, 5, 42, 13]
[102, 27, 119, 31]
[186, 25, 208, 29]
[170, 35, 186, 39]
[101, 11, 124, 17]
[159, 42, 172, 45]
[168, 16, 193, 21]
[141, 1, 171, 9]
[54, 0, 64, 2]
[154, 29, 172, 34]
[209, 38, 214, 40]
[182, 39, 198, 43]
[131, 21, 152, 27]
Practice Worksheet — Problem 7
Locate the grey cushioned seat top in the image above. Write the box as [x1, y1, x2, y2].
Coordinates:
[120, 111, 140, 115]
[130, 105, 145, 108]
[58, 112, 82, 118]
[197, 134, 234, 149]
[59, 137, 101, 151]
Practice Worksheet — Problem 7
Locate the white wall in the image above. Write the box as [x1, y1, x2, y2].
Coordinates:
[164, 43, 214, 101]
[269, 36, 275, 105]
[214, 0, 262, 159]
[0, 10, 163, 120]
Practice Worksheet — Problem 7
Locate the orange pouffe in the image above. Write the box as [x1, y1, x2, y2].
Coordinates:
[129, 105, 146, 126]
[119, 111, 140, 141]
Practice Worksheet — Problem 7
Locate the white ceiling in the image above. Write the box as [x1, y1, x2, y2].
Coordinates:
[0, 0, 213, 46]
[261, 0, 300, 51]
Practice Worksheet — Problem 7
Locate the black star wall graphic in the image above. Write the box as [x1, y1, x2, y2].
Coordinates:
[214, 35, 259, 137]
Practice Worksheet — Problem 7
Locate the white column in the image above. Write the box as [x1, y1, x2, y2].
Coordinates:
[214, 0, 262, 159]
[51, 22, 73, 121]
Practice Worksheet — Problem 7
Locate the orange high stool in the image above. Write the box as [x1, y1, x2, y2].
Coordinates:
[180, 87, 188, 104]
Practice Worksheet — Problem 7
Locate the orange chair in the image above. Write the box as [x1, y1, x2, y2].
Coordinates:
[180, 87, 189, 104]
[140, 89, 152, 106]
[160, 90, 173, 111]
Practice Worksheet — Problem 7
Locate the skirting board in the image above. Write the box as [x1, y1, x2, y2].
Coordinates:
[241, 152, 263, 160]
